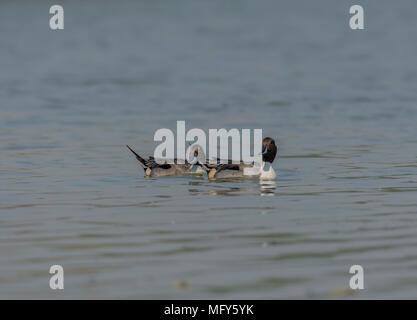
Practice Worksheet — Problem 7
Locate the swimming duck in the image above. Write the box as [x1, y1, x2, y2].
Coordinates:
[126, 144, 205, 177]
[203, 137, 278, 180]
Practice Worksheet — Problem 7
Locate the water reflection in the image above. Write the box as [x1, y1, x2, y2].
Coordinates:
[187, 178, 276, 197]
[260, 180, 276, 196]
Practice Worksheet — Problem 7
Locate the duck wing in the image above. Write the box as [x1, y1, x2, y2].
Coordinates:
[202, 159, 254, 175]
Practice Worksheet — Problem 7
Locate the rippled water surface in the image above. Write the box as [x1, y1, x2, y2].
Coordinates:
[1, 0, 417, 299]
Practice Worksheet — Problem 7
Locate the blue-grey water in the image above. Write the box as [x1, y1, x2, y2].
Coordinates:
[1, 0, 417, 299]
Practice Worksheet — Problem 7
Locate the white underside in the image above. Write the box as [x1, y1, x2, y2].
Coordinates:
[260, 162, 276, 180]
[243, 162, 276, 180]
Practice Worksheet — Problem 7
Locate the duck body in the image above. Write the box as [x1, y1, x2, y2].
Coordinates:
[206, 161, 257, 179]
[206, 161, 276, 180]
[205, 137, 278, 180]
[126, 145, 196, 177]
[144, 164, 192, 177]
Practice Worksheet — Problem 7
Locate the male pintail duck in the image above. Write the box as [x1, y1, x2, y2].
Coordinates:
[203, 137, 277, 180]
[126, 144, 205, 177]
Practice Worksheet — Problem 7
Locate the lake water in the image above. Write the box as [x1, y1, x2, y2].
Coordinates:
[1, 0, 417, 299]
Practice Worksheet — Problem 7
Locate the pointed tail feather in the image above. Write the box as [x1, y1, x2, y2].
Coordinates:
[126, 145, 147, 169]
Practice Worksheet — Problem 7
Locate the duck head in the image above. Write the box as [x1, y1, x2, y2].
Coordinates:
[261, 137, 277, 163]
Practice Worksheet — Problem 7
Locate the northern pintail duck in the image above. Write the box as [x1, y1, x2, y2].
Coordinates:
[203, 137, 278, 180]
[126, 144, 205, 177]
